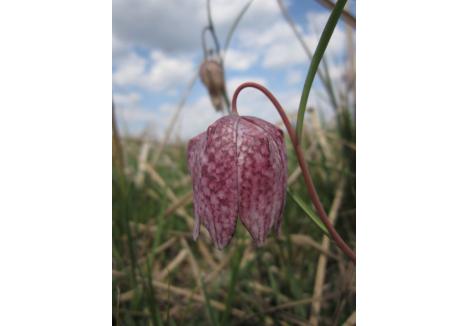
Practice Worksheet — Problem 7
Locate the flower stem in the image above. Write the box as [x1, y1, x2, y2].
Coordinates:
[206, 0, 221, 55]
[296, 0, 348, 143]
[223, 0, 255, 55]
[232, 82, 356, 264]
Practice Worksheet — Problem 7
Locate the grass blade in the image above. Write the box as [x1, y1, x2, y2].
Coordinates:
[223, 0, 255, 54]
[201, 276, 219, 326]
[296, 0, 348, 142]
[221, 244, 244, 325]
[287, 188, 329, 236]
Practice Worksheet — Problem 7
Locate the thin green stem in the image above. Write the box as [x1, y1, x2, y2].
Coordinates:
[201, 277, 219, 326]
[287, 188, 329, 236]
[314, 0, 356, 29]
[296, 0, 347, 143]
[223, 0, 255, 54]
[201, 26, 211, 59]
[206, 0, 221, 56]
[277, 0, 340, 112]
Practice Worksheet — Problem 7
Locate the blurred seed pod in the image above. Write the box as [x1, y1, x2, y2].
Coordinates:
[199, 59, 227, 112]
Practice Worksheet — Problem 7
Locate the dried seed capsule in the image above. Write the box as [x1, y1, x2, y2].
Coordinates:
[199, 59, 227, 112]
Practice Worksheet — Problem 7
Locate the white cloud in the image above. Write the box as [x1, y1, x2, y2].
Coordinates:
[223, 48, 258, 71]
[305, 12, 348, 58]
[227, 76, 267, 95]
[112, 0, 354, 141]
[117, 107, 157, 124]
[113, 53, 146, 86]
[112, 0, 282, 55]
[211, 0, 279, 27]
[227, 86, 302, 130]
[153, 76, 290, 141]
[262, 41, 308, 69]
[152, 75, 269, 141]
[112, 34, 128, 61]
[237, 20, 308, 69]
[240, 20, 291, 49]
[113, 92, 141, 107]
[156, 96, 223, 140]
[212, 0, 281, 40]
[113, 92, 158, 136]
[178, 97, 224, 139]
[115, 78, 334, 141]
[145, 51, 195, 92]
[327, 60, 347, 81]
[113, 91, 152, 124]
[285, 69, 303, 85]
[113, 0, 204, 54]
[234, 11, 347, 70]
[113, 51, 195, 92]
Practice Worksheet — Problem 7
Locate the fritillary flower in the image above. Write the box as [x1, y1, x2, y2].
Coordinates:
[187, 115, 287, 249]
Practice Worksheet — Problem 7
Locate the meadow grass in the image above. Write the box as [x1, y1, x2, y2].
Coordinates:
[112, 102, 356, 325]
[113, 3, 355, 323]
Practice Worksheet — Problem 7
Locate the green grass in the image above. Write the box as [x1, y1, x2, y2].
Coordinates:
[112, 102, 356, 325]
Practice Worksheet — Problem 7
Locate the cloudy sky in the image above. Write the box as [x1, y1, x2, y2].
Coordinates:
[113, 0, 355, 141]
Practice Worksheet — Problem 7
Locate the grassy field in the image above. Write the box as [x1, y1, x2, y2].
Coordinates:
[112, 97, 356, 325]
[113, 2, 355, 323]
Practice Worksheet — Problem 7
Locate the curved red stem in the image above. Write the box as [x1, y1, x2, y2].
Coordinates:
[232, 82, 356, 264]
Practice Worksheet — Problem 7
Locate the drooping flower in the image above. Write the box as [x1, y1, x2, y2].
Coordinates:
[187, 115, 288, 249]
[199, 58, 227, 112]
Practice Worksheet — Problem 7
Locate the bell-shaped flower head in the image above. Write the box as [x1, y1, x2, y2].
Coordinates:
[187, 115, 287, 249]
